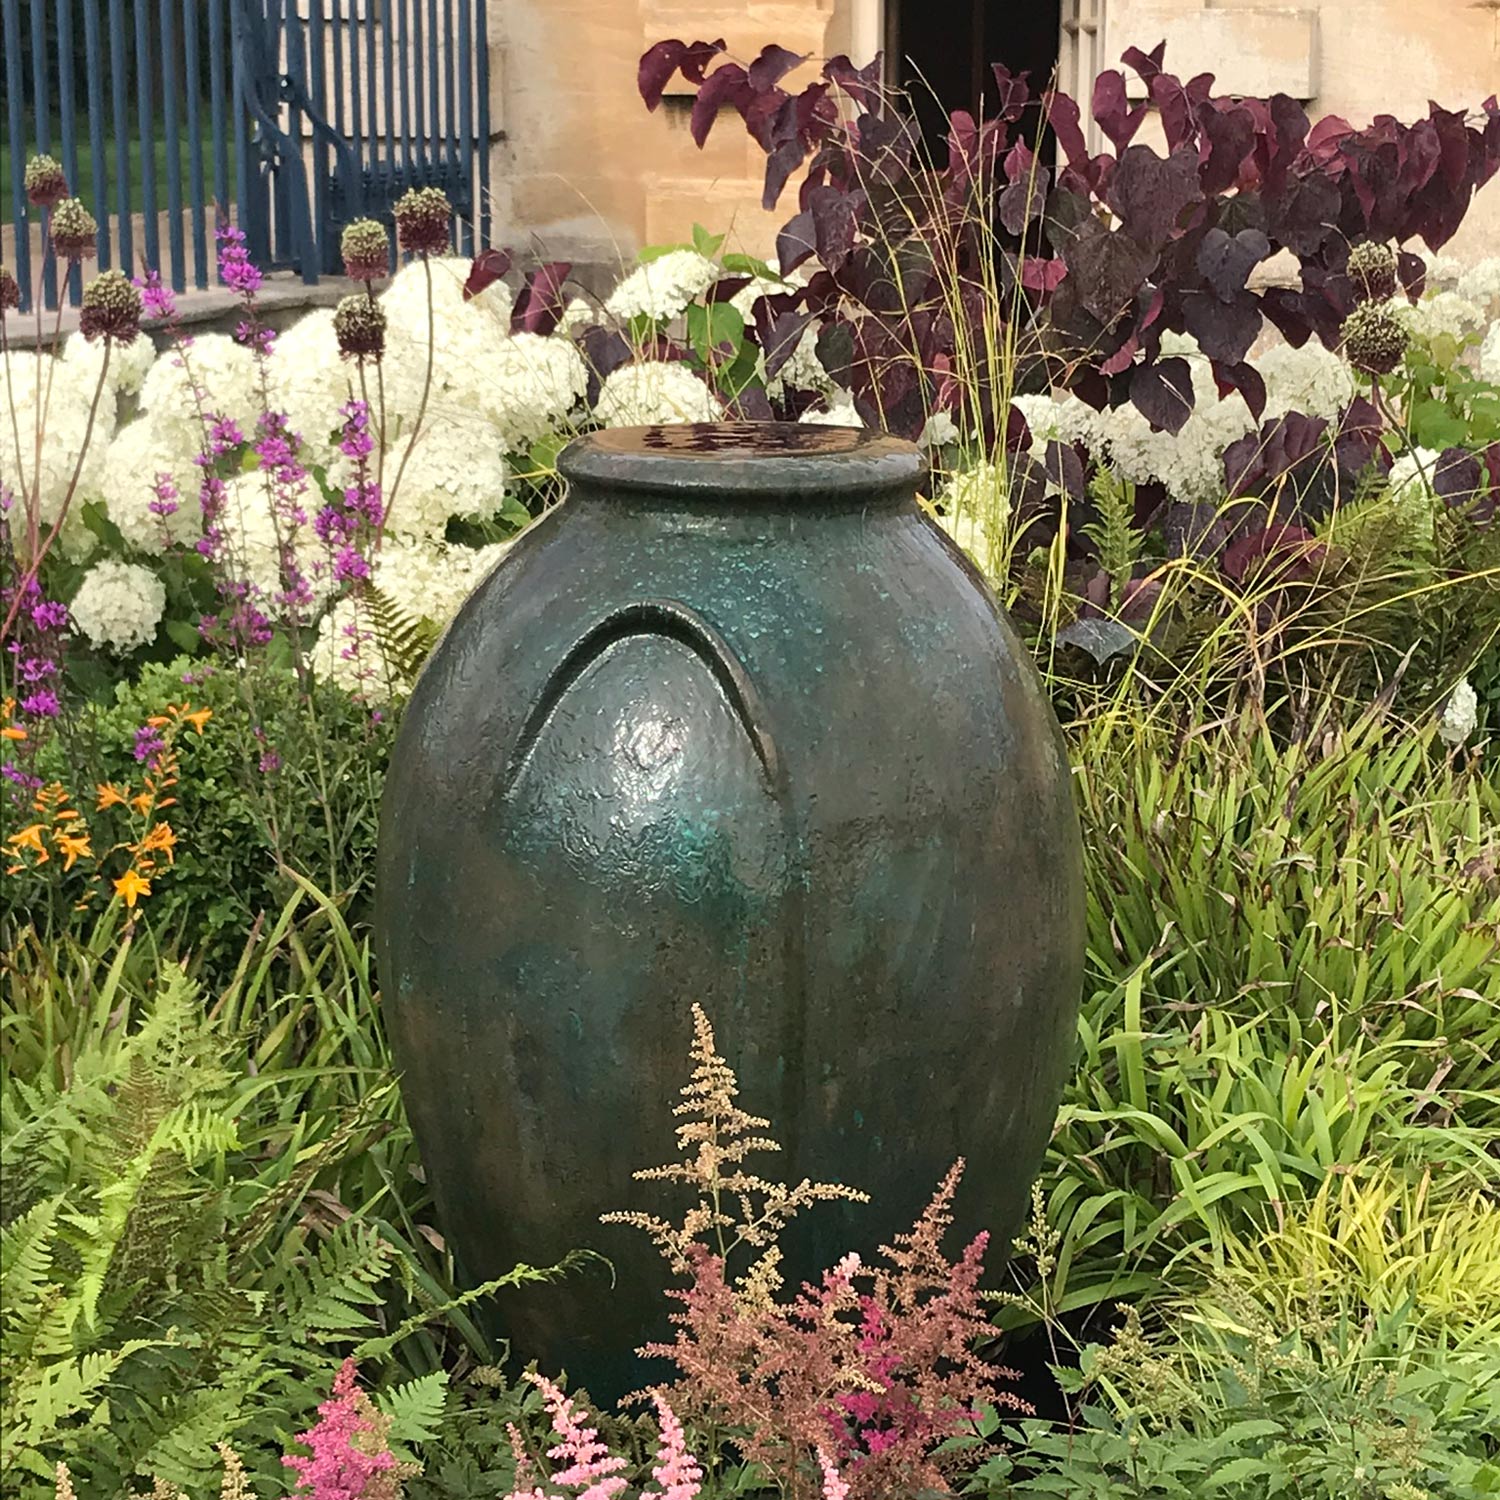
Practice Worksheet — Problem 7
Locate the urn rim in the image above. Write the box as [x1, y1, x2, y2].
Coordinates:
[557, 422, 925, 502]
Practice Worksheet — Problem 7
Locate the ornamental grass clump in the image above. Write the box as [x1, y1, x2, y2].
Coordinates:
[604, 1005, 1026, 1500]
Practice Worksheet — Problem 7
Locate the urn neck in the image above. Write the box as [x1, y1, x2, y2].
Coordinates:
[557, 423, 925, 511]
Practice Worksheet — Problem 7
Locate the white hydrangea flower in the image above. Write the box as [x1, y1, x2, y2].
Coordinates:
[1455, 257, 1500, 315]
[594, 362, 722, 426]
[1099, 393, 1255, 505]
[604, 249, 720, 323]
[310, 535, 521, 700]
[265, 307, 357, 463]
[1386, 447, 1441, 509]
[728, 273, 792, 322]
[99, 416, 201, 555]
[371, 406, 511, 540]
[919, 410, 960, 449]
[1422, 254, 1463, 289]
[467, 333, 587, 451]
[939, 459, 1011, 530]
[379, 255, 515, 420]
[1478, 322, 1500, 385]
[0, 349, 116, 552]
[310, 595, 398, 701]
[1008, 393, 1109, 458]
[69, 558, 166, 653]
[556, 297, 598, 336]
[1438, 678, 1479, 748]
[1257, 339, 1356, 420]
[798, 393, 862, 426]
[138, 333, 260, 442]
[1387, 291, 1484, 342]
[64, 326, 157, 398]
[768, 323, 836, 400]
[216, 471, 335, 612]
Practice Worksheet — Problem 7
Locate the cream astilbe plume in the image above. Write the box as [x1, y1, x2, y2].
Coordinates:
[603, 1003, 866, 1289]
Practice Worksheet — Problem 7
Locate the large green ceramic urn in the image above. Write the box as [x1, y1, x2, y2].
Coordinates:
[376, 423, 1084, 1399]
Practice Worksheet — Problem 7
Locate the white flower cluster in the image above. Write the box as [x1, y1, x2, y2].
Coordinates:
[63, 327, 157, 398]
[595, 362, 723, 426]
[0, 349, 116, 558]
[799, 394, 862, 426]
[1438, 678, 1479, 748]
[216, 471, 335, 611]
[370, 407, 513, 539]
[1256, 339, 1356, 421]
[1386, 291, 1485, 343]
[1478, 322, 1500, 385]
[138, 333, 261, 445]
[1456, 257, 1500, 318]
[309, 535, 514, 700]
[604, 250, 720, 323]
[98, 416, 201, 555]
[468, 332, 588, 451]
[265, 308, 354, 463]
[69, 558, 166, 653]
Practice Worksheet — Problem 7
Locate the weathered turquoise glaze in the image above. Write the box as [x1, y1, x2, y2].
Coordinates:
[375, 423, 1085, 1400]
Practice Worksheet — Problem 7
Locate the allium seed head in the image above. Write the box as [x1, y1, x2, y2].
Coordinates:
[0, 264, 19, 314]
[1341, 301, 1409, 376]
[79, 270, 143, 345]
[333, 294, 387, 360]
[393, 186, 451, 257]
[1347, 240, 1398, 304]
[49, 198, 98, 261]
[341, 218, 390, 281]
[24, 154, 68, 209]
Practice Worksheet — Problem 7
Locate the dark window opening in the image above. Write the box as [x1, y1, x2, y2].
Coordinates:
[887, 0, 1063, 162]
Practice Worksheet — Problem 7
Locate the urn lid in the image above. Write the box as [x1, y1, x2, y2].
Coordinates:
[558, 422, 924, 502]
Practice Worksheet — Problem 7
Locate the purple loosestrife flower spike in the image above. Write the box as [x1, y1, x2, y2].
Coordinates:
[393, 186, 452, 257]
[79, 271, 143, 345]
[135, 269, 177, 322]
[49, 199, 98, 261]
[133, 724, 167, 765]
[341, 218, 390, 282]
[19, 689, 62, 719]
[217, 222, 263, 296]
[24, 154, 68, 209]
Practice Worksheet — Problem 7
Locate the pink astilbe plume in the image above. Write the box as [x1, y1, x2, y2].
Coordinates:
[283, 1359, 406, 1500]
[817, 1449, 850, 1500]
[644, 1391, 702, 1500]
[505, 1373, 628, 1500]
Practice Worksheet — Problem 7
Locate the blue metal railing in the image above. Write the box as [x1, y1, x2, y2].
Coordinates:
[0, 0, 491, 313]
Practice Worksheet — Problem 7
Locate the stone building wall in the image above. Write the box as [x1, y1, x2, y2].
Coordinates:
[483, 0, 1500, 269]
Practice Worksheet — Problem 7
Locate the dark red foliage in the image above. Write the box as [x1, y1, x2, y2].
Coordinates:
[640, 37, 1500, 445]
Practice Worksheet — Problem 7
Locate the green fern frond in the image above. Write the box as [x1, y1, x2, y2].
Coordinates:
[363, 584, 443, 686]
[1083, 467, 1143, 588]
[376, 1370, 449, 1446]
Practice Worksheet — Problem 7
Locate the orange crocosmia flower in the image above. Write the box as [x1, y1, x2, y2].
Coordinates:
[0, 724, 25, 742]
[96, 783, 129, 809]
[182, 708, 212, 733]
[130, 791, 156, 815]
[8, 823, 48, 856]
[54, 832, 93, 871]
[113, 868, 151, 908]
[140, 824, 178, 863]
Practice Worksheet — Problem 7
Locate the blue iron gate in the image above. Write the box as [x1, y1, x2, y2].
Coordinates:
[0, 0, 491, 312]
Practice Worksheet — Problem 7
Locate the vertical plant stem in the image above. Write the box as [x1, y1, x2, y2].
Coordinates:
[0, 342, 111, 642]
[379, 255, 435, 545]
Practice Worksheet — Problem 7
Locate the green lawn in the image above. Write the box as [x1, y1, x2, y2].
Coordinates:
[1, 124, 238, 233]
